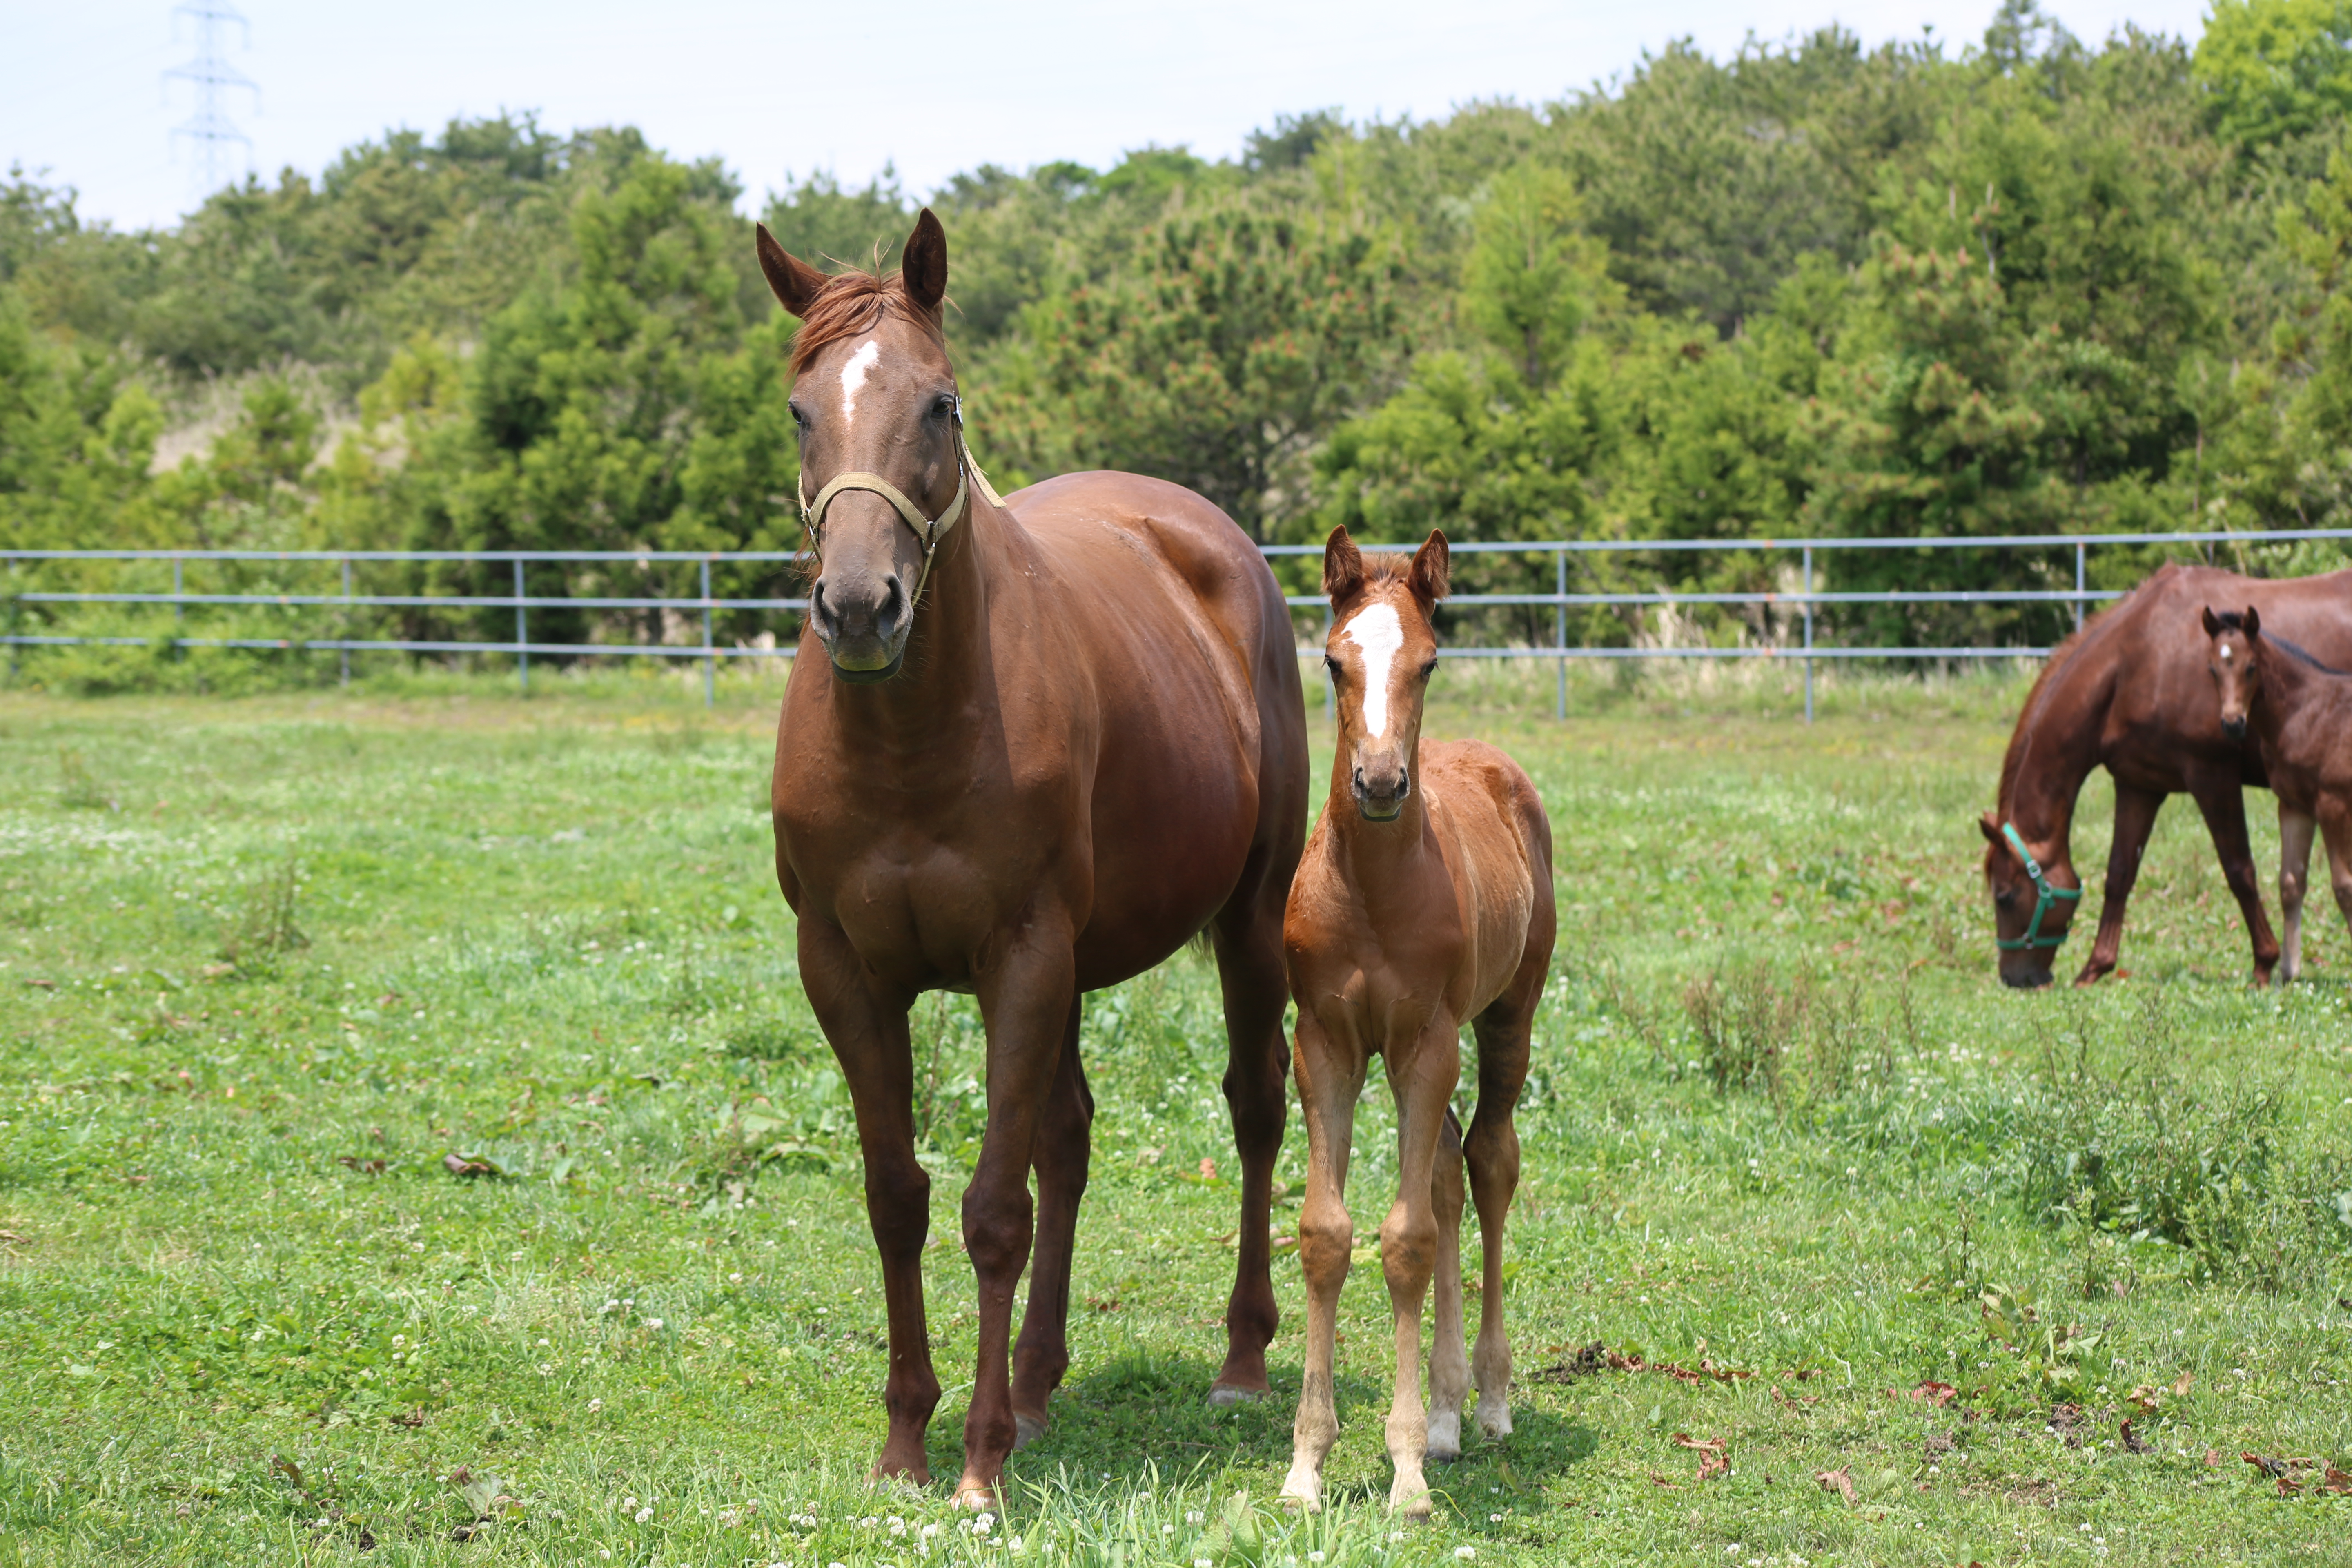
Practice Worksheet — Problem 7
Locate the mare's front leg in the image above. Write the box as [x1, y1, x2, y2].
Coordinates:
[1281, 1011, 1364, 1511]
[2187, 771, 2281, 985]
[2278, 804, 2317, 985]
[1209, 889, 1292, 1403]
[956, 927, 1080, 1508]
[800, 917, 935, 1483]
[2076, 783, 2163, 986]
[1011, 996, 1090, 1446]
[1381, 1021, 1462, 1520]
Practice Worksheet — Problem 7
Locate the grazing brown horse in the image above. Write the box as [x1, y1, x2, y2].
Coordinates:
[1980, 563, 2352, 989]
[1278, 528, 1555, 1518]
[759, 210, 1308, 1506]
[2202, 607, 2352, 982]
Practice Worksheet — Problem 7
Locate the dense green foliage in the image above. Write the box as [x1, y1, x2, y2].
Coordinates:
[8, 0, 2352, 667]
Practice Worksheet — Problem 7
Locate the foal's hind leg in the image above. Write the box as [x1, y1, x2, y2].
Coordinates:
[1011, 997, 1091, 1447]
[1425, 1108, 1470, 1463]
[1209, 880, 1293, 1403]
[2278, 804, 2317, 986]
[1465, 910, 1546, 1441]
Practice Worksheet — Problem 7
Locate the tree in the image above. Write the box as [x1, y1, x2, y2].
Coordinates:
[2194, 0, 2352, 148]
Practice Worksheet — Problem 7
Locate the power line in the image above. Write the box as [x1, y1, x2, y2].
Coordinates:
[163, 2, 257, 199]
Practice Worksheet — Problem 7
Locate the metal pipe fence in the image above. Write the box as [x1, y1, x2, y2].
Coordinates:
[5, 529, 2348, 717]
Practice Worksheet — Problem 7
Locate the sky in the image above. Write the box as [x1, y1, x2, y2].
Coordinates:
[3, 0, 2218, 234]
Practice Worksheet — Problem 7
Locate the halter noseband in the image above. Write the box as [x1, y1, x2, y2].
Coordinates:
[1996, 821, 2082, 951]
[796, 400, 1006, 606]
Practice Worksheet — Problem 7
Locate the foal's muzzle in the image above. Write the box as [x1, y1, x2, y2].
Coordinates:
[1352, 763, 1410, 821]
[2221, 714, 2247, 742]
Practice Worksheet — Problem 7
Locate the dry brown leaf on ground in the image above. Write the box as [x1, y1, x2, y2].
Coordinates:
[2127, 1385, 2161, 1414]
[1814, 1468, 1855, 1505]
[2172, 1372, 2196, 1397]
[1671, 1432, 1730, 1481]
[2323, 1466, 2350, 1495]
[1911, 1380, 1959, 1407]
[2120, 1419, 2153, 1454]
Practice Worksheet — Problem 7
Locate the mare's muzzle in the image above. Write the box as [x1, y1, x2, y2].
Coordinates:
[811, 567, 907, 680]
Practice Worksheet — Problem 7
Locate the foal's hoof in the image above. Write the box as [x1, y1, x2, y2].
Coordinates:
[1278, 1468, 1323, 1513]
[1013, 1412, 1048, 1451]
[1474, 1395, 1513, 1441]
[1207, 1383, 1266, 1408]
[1424, 1409, 1462, 1463]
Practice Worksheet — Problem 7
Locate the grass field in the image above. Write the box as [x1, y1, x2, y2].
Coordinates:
[2, 662, 2350, 1567]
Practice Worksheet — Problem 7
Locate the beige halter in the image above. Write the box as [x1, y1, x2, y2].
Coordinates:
[797, 402, 1006, 605]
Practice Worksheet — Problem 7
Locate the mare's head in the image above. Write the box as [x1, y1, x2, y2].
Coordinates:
[757, 209, 961, 682]
[1321, 527, 1449, 821]
[1976, 811, 2082, 989]
[2201, 605, 2263, 740]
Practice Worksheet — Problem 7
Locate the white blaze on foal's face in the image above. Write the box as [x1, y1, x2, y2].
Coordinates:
[1343, 601, 1406, 738]
[837, 339, 881, 427]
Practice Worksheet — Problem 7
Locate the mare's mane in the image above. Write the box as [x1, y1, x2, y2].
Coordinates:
[787, 268, 946, 378]
[1993, 578, 2144, 810]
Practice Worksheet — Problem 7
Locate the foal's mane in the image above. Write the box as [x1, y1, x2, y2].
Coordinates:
[787, 268, 947, 379]
[2211, 609, 2352, 677]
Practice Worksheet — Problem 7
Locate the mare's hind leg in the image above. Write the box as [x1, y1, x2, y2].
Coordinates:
[1208, 869, 1293, 1403]
[2188, 769, 2282, 986]
[2076, 784, 2164, 986]
[2278, 804, 2317, 985]
[1425, 1108, 1469, 1463]
[1011, 996, 1091, 1447]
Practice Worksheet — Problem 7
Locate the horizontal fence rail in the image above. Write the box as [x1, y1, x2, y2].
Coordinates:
[6, 529, 2350, 717]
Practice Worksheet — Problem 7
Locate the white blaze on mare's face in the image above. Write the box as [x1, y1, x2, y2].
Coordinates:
[1342, 601, 1406, 739]
[838, 339, 881, 428]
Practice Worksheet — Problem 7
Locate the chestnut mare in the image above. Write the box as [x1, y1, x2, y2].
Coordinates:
[2202, 607, 2352, 983]
[1981, 562, 2352, 989]
[759, 211, 1308, 1505]
[1279, 529, 1555, 1518]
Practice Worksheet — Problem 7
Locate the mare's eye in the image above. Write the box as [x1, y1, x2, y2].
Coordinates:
[931, 394, 957, 420]
[788, 402, 810, 432]
[1994, 889, 2016, 909]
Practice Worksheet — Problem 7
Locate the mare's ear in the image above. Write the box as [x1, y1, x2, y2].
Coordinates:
[1978, 811, 2004, 847]
[1408, 529, 1451, 608]
[1323, 526, 1365, 606]
[755, 223, 828, 318]
[902, 209, 949, 317]
[2201, 606, 2223, 638]
[2243, 605, 2261, 637]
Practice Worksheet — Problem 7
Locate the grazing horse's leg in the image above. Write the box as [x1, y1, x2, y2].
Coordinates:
[2187, 770, 2282, 985]
[2278, 804, 2317, 985]
[2076, 783, 2164, 986]
[1011, 997, 1091, 1447]
[1208, 873, 1293, 1403]
[799, 919, 935, 1483]
[1281, 1014, 1364, 1512]
[1381, 1025, 1462, 1520]
[1425, 1108, 1469, 1463]
[956, 935, 1080, 1508]
[1466, 963, 1539, 1442]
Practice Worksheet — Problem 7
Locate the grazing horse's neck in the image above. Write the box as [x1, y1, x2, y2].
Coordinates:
[1999, 649, 2109, 854]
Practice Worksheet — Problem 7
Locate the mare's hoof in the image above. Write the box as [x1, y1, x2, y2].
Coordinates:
[1207, 1384, 1265, 1408]
[952, 1482, 1000, 1512]
[1424, 1409, 1462, 1463]
[1013, 1412, 1047, 1450]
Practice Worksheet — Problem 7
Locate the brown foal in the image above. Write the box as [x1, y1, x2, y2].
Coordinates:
[760, 211, 1307, 1506]
[2203, 606, 2352, 982]
[1278, 528, 1556, 1517]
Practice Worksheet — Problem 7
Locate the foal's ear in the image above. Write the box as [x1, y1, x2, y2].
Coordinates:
[1408, 529, 1451, 608]
[2201, 606, 2223, 638]
[755, 223, 828, 318]
[902, 209, 949, 317]
[1978, 811, 2004, 847]
[2243, 605, 2261, 638]
[1323, 526, 1365, 605]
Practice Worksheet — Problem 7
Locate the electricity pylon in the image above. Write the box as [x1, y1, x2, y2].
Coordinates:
[164, 2, 258, 199]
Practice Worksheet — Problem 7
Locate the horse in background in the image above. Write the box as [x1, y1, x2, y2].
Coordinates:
[2202, 606, 2352, 982]
[1980, 562, 2352, 988]
[1278, 527, 1555, 1518]
[759, 209, 1309, 1506]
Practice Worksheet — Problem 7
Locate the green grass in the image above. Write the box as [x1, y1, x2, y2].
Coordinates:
[2, 665, 2350, 1566]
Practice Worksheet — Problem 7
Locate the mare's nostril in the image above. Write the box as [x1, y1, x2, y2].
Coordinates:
[811, 579, 836, 636]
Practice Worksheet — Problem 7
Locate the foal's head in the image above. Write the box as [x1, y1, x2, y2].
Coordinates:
[1321, 527, 1449, 822]
[757, 209, 962, 682]
[2201, 605, 2264, 740]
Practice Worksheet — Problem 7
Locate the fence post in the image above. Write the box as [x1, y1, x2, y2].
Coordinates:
[514, 557, 528, 695]
[340, 557, 352, 687]
[1802, 544, 1815, 725]
[1555, 546, 1567, 721]
[701, 556, 715, 709]
[2074, 541, 2086, 636]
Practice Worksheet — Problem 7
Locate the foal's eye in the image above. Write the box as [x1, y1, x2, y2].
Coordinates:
[1323, 655, 1341, 677]
[1419, 659, 1438, 681]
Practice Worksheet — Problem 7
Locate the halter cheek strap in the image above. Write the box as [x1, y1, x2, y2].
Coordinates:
[797, 403, 1007, 606]
[1997, 821, 2083, 951]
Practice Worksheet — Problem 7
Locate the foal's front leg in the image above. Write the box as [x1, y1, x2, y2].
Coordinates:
[956, 931, 1080, 1508]
[1382, 1024, 1462, 1520]
[1281, 1013, 1363, 1512]
[800, 918, 936, 1483]
[2278, 804, 2316, 984]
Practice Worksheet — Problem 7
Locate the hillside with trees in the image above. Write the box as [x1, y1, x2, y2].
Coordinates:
[7, 0, 2352, 673]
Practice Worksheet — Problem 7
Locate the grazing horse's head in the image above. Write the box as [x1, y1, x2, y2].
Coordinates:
[2202, 604, 2263, 741]
[756, 209, 964, 682]
[1321, 527, 1449, 822]
[1976, 811, 2081, 989]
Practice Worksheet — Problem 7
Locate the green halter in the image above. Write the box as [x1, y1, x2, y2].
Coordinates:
[1996, 822, 2082, 951]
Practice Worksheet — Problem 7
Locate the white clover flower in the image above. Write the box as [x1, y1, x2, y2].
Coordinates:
[1194, 1560, 1211, 1568]
[1163, 1524, 1177, 1535]
[587, 1397, 602, 1414]
[1187, 1511, 1205, 1525]
[635, 1506, 655, 1523]
[647, 1318, 664, 1330]
[1310, 1552, 1327, 1564]
[622, 1496, 638, 1511]
[1457, 1550, 1476, 1561]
